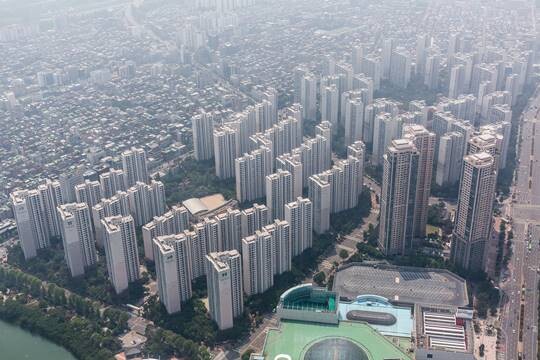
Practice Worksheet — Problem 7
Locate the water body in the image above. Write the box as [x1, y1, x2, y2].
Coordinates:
[0, 319, 76, 360]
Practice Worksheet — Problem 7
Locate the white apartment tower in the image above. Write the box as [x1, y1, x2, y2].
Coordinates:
[241, 203, 270, 238]
[192, 111, 215, 161]
[300, 74, 317, 120]
[121, 147, 148, 188]
[102, 215, 140, 294]
[389, 48, 412, 88]
[242, 231, 274, 296]
[11, 189, 51, 259]
[215, 208, 242, 252]
[403, 125, 436, 239]
[348, 141, 366, 164]
[10, 180, 64, 259]
[436, 132, 465, 186]
[75, 180, 102, 213]
[276, 154, 304, 199]
[206, 250, 243, 330]
[38, 179, 64, 238]
[382, 38, 395, 79]
[372, 113, 403, 166]
[127, 180, 166, 227]
[379, 139, 419, 256]
[264, 220, 291, 275]
[285, 197, 313, 256]
[320, 85, 339, 126]
[266, 169, 294, 221]
[58, 203, 97, 277]
[451, 152, 496, 271]
[153, 234, 193, 314]
[214, 126, 238, 179]
[142, 205, 189, 260]
[344, 97, 365, 145]
[308, 175, 331, 235]
[315, 122, 333, 170]
[424, 54, 440, 90]
[92, 191, 131, 247]
[235, 145, 273, 203]
[99, 168, 126, 198]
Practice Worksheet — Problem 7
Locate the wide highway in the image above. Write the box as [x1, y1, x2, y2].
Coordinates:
[501, 86, 540, 360]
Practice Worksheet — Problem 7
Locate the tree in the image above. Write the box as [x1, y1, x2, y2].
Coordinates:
[339, 249, 349, 259]
[313, 271, 326, 286]
[242, 349, 255, 360]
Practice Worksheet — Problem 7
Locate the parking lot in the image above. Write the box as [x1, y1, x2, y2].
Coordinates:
[333, 264, 469, 307]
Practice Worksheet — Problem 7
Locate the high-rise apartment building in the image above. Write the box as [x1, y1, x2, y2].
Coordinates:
[480, 121, 511, 169]
[92, 191, 131, 247]
[360, 55, 382, 90]
[121, 147, 148, 188]
[320, 85, 339, 126]
[424, 54, 440, 90]
[382, 38, 395, 79]
[266, 170, 294, 221]
[102, 215, 140, 294]
[242, 231, 274, 296]
[241, 203, 270, 238]
[10, 180, 64, 259]
[315, 122, 333, 170]
[192, 111, 215, 161]
[153, 234, 193, 314]
[38, 179, 64, 238]
[284, 197, 313, 256]
[308, 175, 331, 235]
[99, 168, 126, 198]
[215, 208, 242, 252]
[438, 95, 477, 122]
[251, 115, 301, 160]
[449, 64, 466, 99]
[416, 34, 431, 75]
[294, 66, 309, 103]
[206, 250, 243, 330]
[276, 153, 303, 199]
[59, 167, 85, 203]
[58, 203, 97, 277]
[344, 96, 365, 145]
[436, 132, 465, 186]
[352, 74, 374, 105]
[450, 152, 496, 271]
[142, 205, 189, 260]
[389, 48, 412, 88]
[467, 133, 503, 171]
[213, 126, 238, 179]
[379, 139, 419, 256]
[293, 135, 332, 187]
[363, 99, 400, 146]
[11, 189, 52, 259]
[348, 141, 366, 165]
[403, 125, 436, 239]
[127, 180, 166, 227]
[235, 145, 273, 203]
[310, 156, 363, 218]
[372, 113, 403, 165]
[74, 180, 102, 213]
[300, 74, 317, 120]
[263, 220, 291, 275]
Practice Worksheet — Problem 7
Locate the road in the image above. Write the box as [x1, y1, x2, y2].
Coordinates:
[500, 87, 540, 360]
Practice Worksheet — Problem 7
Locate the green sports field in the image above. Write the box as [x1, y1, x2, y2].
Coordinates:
[262, 320, 412, 360]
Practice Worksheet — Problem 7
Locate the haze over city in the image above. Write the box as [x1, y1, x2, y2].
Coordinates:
[0, 0, 539, 359]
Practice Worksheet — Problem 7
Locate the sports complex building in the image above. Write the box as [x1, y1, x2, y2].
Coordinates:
[251, 264, 475, 360]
